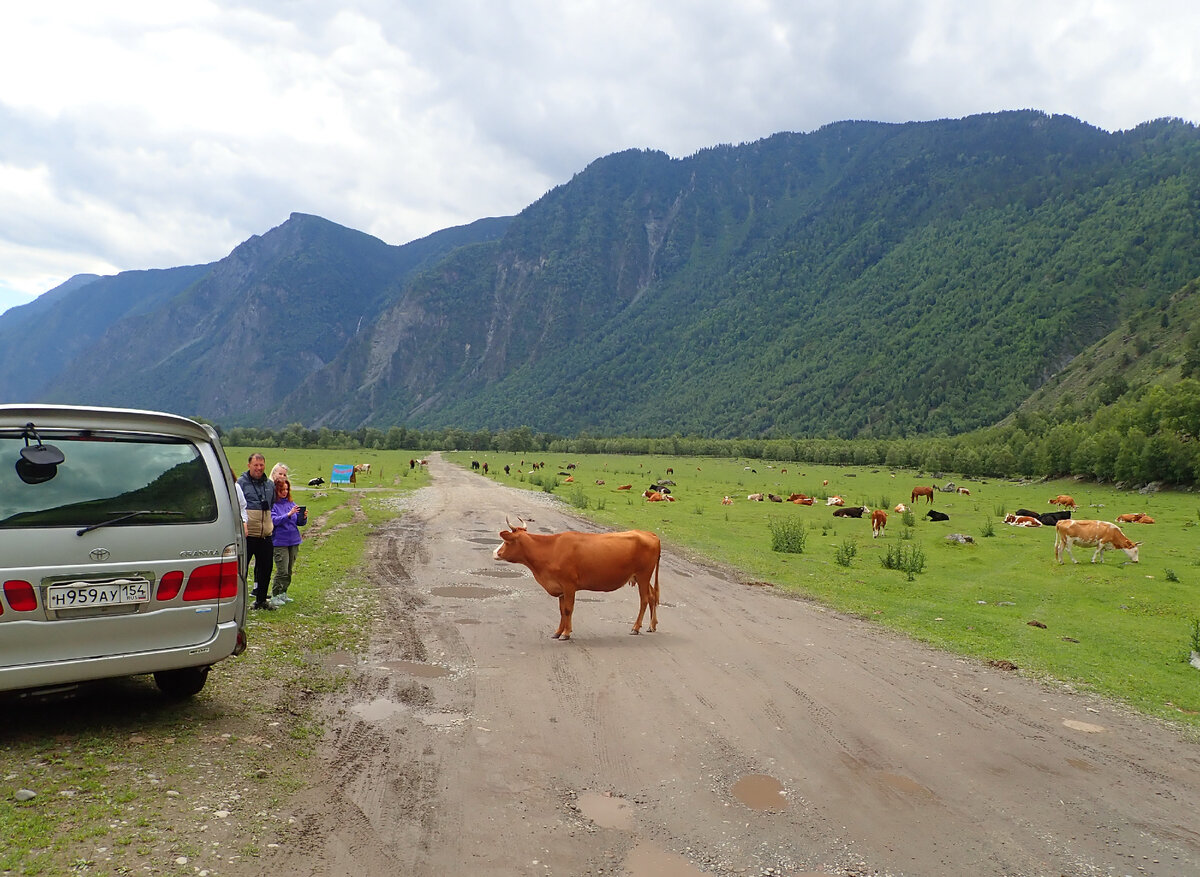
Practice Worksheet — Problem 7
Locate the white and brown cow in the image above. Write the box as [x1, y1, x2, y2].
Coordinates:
[1054, 519, 1141, 564]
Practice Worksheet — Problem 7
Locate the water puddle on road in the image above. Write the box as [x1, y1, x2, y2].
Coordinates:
[576, 791, 634, 829]
[351, 698, 406, 722]
[379, 660, 451, 678]
[731, 773, 788, 811]
[431, 585, 502, 599]
[621, 842, 706, 877]
[472, 567, 527, 578]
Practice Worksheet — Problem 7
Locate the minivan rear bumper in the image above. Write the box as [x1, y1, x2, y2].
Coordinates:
[0, 619, 241, 693]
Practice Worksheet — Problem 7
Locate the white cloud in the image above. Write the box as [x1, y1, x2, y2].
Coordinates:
[1, 0, 1198, 298]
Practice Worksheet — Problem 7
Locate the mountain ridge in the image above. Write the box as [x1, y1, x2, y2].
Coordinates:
[4, 111, 1198, 439]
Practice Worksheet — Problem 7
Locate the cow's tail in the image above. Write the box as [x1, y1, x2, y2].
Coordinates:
[652, 552, 661, 606]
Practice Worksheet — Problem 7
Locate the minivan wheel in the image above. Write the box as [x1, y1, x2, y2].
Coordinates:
[154, 666, 210, 699]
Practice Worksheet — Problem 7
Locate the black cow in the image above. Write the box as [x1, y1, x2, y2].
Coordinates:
[648, 484, 671, 495]
[308, 477, 325, 487]
[1014, 508, 1041, 519]
[925, 510, 950, 522]
[833, 506, 867, 518]
[1038, 509, 1072, 526]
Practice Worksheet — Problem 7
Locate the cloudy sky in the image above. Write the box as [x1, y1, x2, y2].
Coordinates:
[1, 1, 1197, 313]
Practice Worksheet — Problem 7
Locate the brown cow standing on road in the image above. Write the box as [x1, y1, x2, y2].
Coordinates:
[494, 520, 661, 640]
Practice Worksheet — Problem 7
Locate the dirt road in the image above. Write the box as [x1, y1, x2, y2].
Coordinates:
[255, 455, 1200, 877]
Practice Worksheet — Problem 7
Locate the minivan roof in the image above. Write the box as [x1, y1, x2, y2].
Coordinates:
[0, 404, 214, 444]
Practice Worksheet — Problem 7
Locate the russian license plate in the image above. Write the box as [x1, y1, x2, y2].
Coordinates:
[47, 579, 150, 610]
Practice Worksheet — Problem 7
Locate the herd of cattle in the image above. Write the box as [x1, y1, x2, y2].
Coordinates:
[481, 461, 1154, 639]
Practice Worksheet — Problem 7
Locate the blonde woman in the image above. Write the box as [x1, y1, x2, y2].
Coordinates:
[269, 477, 304, 606]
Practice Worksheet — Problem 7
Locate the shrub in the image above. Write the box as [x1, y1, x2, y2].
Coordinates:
[1165, 568, 1179, 583]
[834, 539, 857, 567]
[568, 488, 589, 509]
[769, 517, 807, 554]
[882, 542, 927, 581]
[981, 517, 996, 538]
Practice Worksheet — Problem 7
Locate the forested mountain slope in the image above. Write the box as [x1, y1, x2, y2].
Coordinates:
[4, 111, 1199, 439]
[280, 112, 1200, 437]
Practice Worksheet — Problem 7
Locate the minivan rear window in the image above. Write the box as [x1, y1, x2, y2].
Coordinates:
[0, 432, 218, 528]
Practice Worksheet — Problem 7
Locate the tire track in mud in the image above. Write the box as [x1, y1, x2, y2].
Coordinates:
[250, 492, 449, 877]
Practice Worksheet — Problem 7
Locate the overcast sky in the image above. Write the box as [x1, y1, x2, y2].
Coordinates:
[2, 1, 1197, 313]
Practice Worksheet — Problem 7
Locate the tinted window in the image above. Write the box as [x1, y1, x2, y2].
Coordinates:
[0, 432, 217, 528]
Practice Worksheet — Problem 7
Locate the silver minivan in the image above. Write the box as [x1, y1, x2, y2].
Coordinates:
[0, 404, 247, 698]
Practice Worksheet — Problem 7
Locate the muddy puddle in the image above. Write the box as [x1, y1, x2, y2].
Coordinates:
[351, 697, 406, 722]
[622, 842, 706, 877]
[731, 773, 788, 810]
[431, 585, 503, 599]
[378, 660, 451, 678]
[472, 567, 527, 578]
[576, 791, 634, 829]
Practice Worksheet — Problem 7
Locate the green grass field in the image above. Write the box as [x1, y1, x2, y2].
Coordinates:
[446, 450, 1200, 732]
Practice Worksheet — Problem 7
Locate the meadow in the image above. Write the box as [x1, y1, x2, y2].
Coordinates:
[445, 450, 1200, 732]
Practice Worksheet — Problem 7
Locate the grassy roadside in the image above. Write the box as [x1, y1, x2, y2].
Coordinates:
[0, 452, 428, 877]
[448, 450, 1200, 735]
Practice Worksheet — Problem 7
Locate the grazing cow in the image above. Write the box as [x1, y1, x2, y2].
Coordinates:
[666, 467, 673, 475]
[871, 509, 887, 538]
[354, 463, 371, 474]
[721, 495, 733, 505]
[957, 487, 971, 496]
[833, 506, 868, 518]
[747, 493, 765, 501]
[894, 503, 908, 513]
[1038, 510, 1072, 527]
[595, 479, 606, 486]
[767, 493, 784, 503]
[826, 496, 845, 506]
[482, 462, 489, 474]
[471, 460, 480, 470]
[307, 476, 325, 487]
[504, 464, 511, 475]
[925, 510, 950, 522]
[1054, 520, 1141, 564]
[494, 520, 661, 639]
[1049, 495, 1077, 509]
[912, 485, 935, 504]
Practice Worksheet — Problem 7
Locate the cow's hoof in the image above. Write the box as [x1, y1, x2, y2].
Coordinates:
[551, 633, 561, 639]
[629, 629, 640, 635]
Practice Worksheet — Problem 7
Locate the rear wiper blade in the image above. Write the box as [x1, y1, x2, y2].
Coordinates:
[76, 510, 185, 536]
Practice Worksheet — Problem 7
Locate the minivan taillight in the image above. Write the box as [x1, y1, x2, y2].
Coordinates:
[3, 580, 37, 612]
[156, 570, 185, 601]
[182, 560, 239, 601]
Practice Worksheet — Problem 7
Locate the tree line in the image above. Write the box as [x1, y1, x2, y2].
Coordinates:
[211, 378, 1200, 488]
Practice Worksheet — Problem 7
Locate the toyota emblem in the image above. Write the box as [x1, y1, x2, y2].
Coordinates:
[89, 548, 111, 561]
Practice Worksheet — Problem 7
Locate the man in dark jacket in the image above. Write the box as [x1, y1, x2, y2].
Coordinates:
[237, 453, 276, 610]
